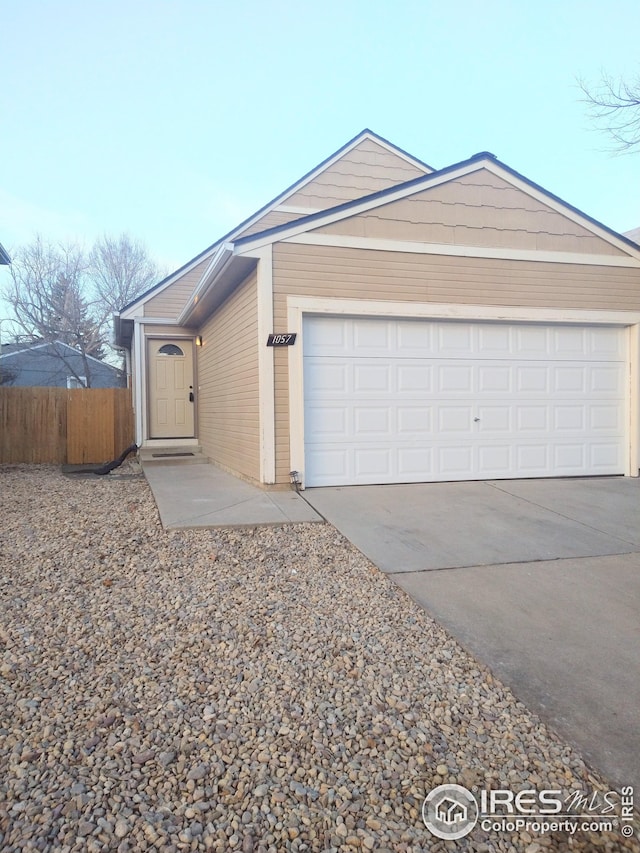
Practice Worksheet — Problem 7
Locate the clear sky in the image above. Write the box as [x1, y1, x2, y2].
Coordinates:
[1, 0, 639, 286]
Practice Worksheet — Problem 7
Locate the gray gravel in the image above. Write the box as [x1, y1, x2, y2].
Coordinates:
[1, 464, 637, 852]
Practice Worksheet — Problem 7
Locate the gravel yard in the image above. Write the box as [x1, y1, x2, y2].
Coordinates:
[1, 464, 637, 853]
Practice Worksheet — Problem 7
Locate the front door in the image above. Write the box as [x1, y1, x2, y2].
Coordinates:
[148, 339, 195, 438]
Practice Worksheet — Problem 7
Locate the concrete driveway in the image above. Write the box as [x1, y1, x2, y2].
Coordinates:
[305, 477, 640, 791]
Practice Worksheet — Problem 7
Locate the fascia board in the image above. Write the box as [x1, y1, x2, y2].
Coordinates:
[177, 243, 235, 326]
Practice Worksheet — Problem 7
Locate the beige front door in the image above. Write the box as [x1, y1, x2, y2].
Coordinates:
[148, 339, 195, 438]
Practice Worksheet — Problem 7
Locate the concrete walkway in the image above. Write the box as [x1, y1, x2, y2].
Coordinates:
[304, 477, 640, 791]
[143, 461, 322, 528]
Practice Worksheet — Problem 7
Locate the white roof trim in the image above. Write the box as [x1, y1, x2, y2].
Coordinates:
[177, 243, 235, 326]
[284, 232, 640, 267]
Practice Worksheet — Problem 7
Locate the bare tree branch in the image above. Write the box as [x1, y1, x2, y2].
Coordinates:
[579, 70, 640, 152]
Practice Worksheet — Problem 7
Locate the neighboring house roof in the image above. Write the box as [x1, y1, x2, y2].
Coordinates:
[0, 340, 123, 387]
[0, 242, 10, 265]
[118, 129, 433, 318]
[624, 226, 640, 245]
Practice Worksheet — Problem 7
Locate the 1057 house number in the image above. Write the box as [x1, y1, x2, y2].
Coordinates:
[267, 333, 297, 346]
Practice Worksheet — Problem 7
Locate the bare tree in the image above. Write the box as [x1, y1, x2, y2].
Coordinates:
[89, 233, 160, 323]
[579, 70, 640, 152]
[2, 233, 160, 386]
[3, 237, 104, 386]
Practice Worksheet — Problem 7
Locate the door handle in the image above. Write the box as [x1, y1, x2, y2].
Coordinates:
[189, 386, 195, 403]
[474, 417, 480, 422]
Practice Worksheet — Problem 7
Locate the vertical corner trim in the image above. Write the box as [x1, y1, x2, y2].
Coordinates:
[256, 246, 276, 483]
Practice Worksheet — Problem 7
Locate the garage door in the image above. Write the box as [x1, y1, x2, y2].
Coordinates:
[303, 316, 627, 486]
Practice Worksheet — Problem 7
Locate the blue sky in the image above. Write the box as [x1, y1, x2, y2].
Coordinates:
[1, 0, 639, 284]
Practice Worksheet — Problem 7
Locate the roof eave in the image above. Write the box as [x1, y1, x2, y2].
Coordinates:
[177, 243, 237, 327]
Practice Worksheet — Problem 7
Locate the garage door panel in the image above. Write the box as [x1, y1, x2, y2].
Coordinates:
[398, 447, 434, 477]
[553, 327, 587, 356]
[353, 319, 392, 351]
[516, 444, 550, 473]
[354, 363, 392, 392]
[303, 317, 627, 486]
[554, 444, 586, 470]
[477, 405, 512, 432]
[437, 364, 474, 393]
[517, 366, 550, 393]
[304, 405, 348, 440]
[590, 443, 624, 469]
[354, 447, 393, 477]
[591, 366, 624, 394]
[478, 444, 512, 473]
[554, 405, 586, 431]
[397, 364, 432, 392]
[590, 327, 624, 357]
[516, 405, 548, 431]
[478, 365, 512, 392]
[478, 324, 512, 354]
[555, 366, 587, 393]
[590, 405, 623, 431]
[439, 445, 474, 475]
[397, 322, 433, 353]
[438, 324, 474, 354]
[354, 406, 391, 436]
[397, 407, 433, 436]
[305, 359, 348, 393]
[516, 326, 550, 356]
[439, 405, 474, 432]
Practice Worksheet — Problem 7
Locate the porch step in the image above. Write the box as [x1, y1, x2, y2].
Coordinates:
[138, 446, 207, 467]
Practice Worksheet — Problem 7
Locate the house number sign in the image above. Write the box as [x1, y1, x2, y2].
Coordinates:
[267, 333, 297, 346]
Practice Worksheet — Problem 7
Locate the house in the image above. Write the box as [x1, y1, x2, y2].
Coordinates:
[435, 796, 468, 826]
[0, 340, 125, 388]
[114, 129, 640, 488]
[625, 226, 640, 245]
[0, 242, 10, 265]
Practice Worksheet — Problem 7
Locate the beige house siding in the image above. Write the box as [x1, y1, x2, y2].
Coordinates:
[285, 138, 429, 210]
[196, 270, 260, 481]
[271, 241, 640, 483]
[314, 171, 626, 256]
[144, 257, 211, 319]
[235, 209, 305, 239]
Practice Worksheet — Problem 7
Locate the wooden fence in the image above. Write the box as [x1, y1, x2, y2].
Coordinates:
[0, 387, 135, 464]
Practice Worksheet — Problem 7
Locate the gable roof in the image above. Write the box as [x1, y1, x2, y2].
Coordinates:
[233, 150, 640, 257]
[119, 130, 433, 318]
[174, 150, 640, 327]
[0, 242, 10, 265]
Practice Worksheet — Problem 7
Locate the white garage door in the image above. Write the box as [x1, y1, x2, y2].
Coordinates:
[303, 316, 627, 486]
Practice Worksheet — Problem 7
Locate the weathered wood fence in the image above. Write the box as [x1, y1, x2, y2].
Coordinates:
[0, 387, 135, 464]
